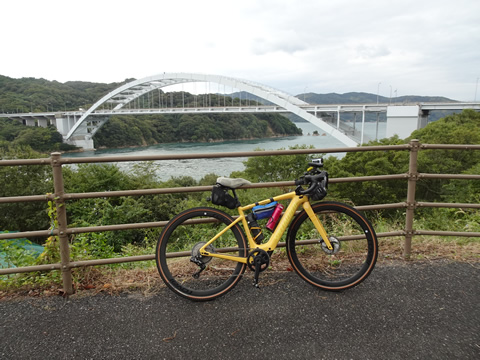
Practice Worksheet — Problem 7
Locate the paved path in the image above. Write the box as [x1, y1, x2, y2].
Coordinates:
[1, 261, 479, 359]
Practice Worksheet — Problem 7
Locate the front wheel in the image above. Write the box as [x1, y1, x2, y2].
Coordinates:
[156, 207, 247, 301]
[286, 202, 378, 291]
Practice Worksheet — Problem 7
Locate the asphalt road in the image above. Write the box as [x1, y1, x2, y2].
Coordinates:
[1, 261, 479, 360]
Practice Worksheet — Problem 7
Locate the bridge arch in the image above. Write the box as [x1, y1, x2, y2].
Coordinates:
[65, 73, 357, 147]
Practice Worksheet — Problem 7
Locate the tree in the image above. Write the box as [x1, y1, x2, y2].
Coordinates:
[323, 109, 480, 206]
[0, 120, 76, 153]
[0, 143, 52, 235]
[237, 145, 316, 183]
[408, 109, 480, 201]
[325, 136, 409, 205]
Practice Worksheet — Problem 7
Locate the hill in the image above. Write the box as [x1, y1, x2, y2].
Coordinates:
[297, 92, 456, 105]
[0, 75, 131, 113]
[229, 91, 456, 105]
[0, 75, 302, 151]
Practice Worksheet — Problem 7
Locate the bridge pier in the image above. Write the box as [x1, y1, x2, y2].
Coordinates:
[37, 118, 48, 128]
[54, 115, 71, 136]
[25, 118, 36, 127]
[67, 135, 95, 150]
[386, 105, 421, 138]
[419, 109, 430, 128]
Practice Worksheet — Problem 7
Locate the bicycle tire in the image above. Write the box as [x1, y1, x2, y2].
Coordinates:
[286, 201, 378, 290]
[156, 207, 248, 301]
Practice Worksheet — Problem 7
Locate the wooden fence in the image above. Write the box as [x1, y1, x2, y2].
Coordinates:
[1, 139, 479, 294]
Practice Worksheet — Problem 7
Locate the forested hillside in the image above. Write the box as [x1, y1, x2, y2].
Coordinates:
[0, 75, 301, 150]
[0, 119, 77, 152]
[94, 113, 301, 148]
[0, 75, 130, 113]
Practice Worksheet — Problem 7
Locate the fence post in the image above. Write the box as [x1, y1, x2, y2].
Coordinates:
[51, 152, 73, 295]
[404, 139, 420, 257]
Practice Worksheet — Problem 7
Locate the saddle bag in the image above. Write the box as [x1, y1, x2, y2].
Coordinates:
[210, 184, 238, 209]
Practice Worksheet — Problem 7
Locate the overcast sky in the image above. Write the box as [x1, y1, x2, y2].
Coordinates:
[1, 0, 479, 101]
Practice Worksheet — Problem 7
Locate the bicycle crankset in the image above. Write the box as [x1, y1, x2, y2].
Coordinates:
[247, 249, 270, 288]
[320, 236, 341, 255]
[190, 242, 215, 279]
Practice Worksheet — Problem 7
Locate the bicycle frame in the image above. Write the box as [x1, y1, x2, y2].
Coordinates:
[199, 191, 334, 263]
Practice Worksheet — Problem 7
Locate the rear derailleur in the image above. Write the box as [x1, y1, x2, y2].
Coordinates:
[190, 242, 214, 279]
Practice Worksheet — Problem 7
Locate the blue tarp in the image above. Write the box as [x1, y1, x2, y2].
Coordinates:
[0, 232, 44, 269]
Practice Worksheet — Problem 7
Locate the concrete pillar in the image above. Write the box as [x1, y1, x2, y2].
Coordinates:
[25, 118, 36, 127]
[360, 106, 366, 144]
[418, 110, 429, 129]
[55, 116, 70, 136]
[336, 106, 341, 129]
[386, 105, 420, 138]
[68, 115, 76, 130]
[37, 118, 48, 128]
[68, 136, 95, 150]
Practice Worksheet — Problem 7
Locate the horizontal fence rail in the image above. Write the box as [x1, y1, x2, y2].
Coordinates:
[1, 140, 479, 295]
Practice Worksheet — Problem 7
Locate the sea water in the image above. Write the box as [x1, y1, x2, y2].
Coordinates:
[64, 122, 386, 181]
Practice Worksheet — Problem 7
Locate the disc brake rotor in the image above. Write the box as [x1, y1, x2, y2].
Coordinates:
[191, 242, 215, 264]
[321, 237, 341, 255]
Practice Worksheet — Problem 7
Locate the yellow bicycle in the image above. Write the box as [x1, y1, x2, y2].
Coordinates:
[155, 159, 378, 301]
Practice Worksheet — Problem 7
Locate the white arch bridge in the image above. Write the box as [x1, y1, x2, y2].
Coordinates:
[2, 72, 479, 150]
[65, 72, 360, 149]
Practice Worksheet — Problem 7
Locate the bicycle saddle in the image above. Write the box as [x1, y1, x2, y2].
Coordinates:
[216, 177, 252, 189]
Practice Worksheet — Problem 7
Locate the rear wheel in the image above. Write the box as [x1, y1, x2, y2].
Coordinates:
[156, 207, 247, 301]
[287, 202, 378, 290]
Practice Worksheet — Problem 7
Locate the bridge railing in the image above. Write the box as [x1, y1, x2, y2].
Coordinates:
[1, 140, 479, 295]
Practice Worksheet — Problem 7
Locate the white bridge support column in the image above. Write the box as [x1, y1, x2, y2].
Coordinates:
[419, 110, 429, 128]
[37, 118, 48, 128]
[68, 115, 76, 130]
[386, 105, 421, 138]
[68, 136, 94, 150]
[361, 106, 366, 144]
[337, 106, 341, 129]
[25, 118, 36, 127]
[55, 115, 71, 136]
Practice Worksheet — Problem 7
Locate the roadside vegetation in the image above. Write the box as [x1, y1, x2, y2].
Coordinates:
[1, 110, 479, 296]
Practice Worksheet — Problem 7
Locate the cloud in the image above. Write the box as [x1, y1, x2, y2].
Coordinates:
[250, 37, 308, 55]
[1, 0, 479, 101]
[354, 44, 391, 59]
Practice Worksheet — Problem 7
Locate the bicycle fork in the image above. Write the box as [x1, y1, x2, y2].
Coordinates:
[302, 201, 334, 251]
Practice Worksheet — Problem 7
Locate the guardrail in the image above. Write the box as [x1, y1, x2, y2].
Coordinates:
[1, 139, 479, 295]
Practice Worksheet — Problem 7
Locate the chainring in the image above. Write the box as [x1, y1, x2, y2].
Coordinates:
[246, 249, 270, 272]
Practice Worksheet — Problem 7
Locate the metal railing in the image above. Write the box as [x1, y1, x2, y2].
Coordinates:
[1, 139, 479, 295]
